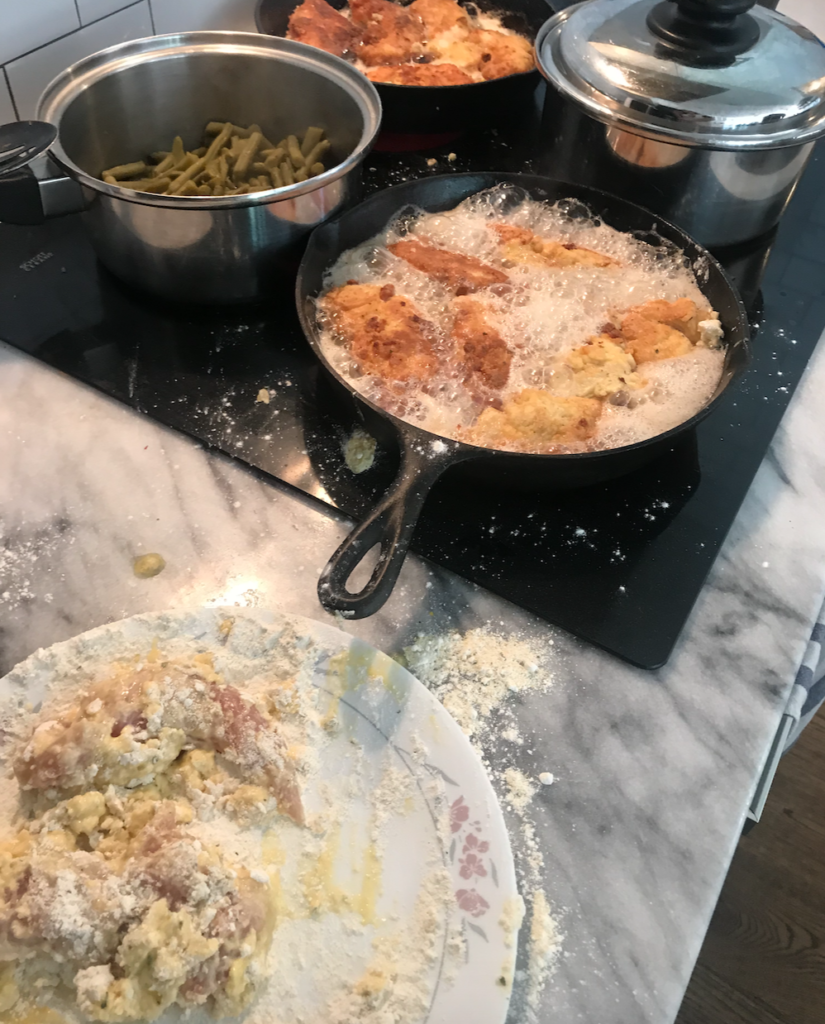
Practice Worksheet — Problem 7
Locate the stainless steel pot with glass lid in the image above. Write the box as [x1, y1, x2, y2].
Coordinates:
[536, 0, 825, 247]
[0, 33, 381, 303]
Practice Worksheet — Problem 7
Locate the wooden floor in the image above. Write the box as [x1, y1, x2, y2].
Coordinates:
[675, 708, 825, 1024]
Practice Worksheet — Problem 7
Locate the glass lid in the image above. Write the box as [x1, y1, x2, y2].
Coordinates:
[537, 0, 825, 149]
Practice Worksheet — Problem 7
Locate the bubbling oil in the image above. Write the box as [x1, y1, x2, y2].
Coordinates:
[318, 186, 726, 452]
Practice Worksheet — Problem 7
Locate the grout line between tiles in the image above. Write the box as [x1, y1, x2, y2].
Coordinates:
[1, 1, 147, 69]
[147, 0, 157, 35]
[2, 67, 21, 120]
[72, 0, 83, 28]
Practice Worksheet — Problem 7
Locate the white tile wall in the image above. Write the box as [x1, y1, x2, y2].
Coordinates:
[0, 0, 261, 123]
[0, 0, 80, 66]
[779, 0, 825, 39]
[0, 73, 16, 123]
[76, 0, 141, 26]
[5, 1, 153, 118]
[150, 0, 257, 35]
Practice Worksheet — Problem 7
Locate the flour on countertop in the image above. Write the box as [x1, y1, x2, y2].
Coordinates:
[400, 628, 550, 743]
[503, 767, 537, 814]
[525, 889, 563, 1021]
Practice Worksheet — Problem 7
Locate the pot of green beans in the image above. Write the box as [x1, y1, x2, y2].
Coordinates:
[0, 32, 381, 303]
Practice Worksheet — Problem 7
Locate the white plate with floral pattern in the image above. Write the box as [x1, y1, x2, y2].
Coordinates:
[0, 607, 521, 1024]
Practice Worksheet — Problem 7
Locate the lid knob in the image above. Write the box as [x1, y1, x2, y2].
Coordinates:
[647, 0, 761, 66]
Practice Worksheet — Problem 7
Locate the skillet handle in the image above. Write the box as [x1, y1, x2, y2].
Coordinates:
[318, 435, 477, 618]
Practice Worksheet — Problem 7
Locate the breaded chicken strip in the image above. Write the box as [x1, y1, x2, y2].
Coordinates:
[469, 29, 534, 79]
[389, 238, 509, 292]
[493, 223, 617, 268]
[410, 0, 468, 36]
[623, 298, 711, 344]
[287, 0, 360, 58]
[350, 0, 425, 65]
[431, 36, 485, 68]
[323, 282, 438, 382]
[553, 337, 644, 398]
[470, 389, 602, 450]
[451, 297, 512, 390]
[619, 312, 693, 364]
[367, 62, 473, 85]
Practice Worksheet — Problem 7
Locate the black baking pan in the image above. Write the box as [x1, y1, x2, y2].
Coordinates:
[255, 0, 551, 134]
[295, 172, 750, 618]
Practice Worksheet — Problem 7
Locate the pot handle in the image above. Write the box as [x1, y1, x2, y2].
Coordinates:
[0, 161, 85, 225]
[318, 435, 478, 619]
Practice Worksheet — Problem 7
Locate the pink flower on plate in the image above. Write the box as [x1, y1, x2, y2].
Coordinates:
[450, 796, 470, 833]
[463, 833, 489, 855]
[459, 852, 488, 880]
[455, 888, 490, 918]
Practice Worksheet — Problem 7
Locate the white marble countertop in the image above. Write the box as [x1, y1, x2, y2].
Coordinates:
[2, 329, 825, 1023]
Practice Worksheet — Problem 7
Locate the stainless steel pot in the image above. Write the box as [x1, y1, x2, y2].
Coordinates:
[536, 0, 825, 248]
[0, 33, 381, 303]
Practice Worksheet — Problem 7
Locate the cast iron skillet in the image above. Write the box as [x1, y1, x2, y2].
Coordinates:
[296, 172, 750, 618]
[255, 0, 551, 133]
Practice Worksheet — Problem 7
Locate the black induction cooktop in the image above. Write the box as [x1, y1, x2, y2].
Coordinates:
[1, 111, 823, 669]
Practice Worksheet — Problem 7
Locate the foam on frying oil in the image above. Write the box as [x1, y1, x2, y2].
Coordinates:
[318, 187, 726, 452]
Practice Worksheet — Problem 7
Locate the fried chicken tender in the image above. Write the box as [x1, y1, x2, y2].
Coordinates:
[350, 0, 425, 65]
[388, 238, 509, 292]
[623, 298, 711, 345]
[552, 337, 644, 398]
[619, 312, 693, 364]
[367, 62, 473, 85]
[470, 390, 602, 450]
[493, 223, 617, 268]
[469, 29, 534, 79]
[409, 0, 468, 36]
[324, 282, 438, 382]
[451, 297, 512, 390]
[287, 0, 360, 58]
[431, 36, 485, 67]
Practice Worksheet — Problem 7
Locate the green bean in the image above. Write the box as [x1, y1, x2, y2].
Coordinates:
[101, 161, 147, 180]
[169, 123, 232, 194]
[301, 126, 324, 157]
[152, 152, 176, 177]
[100, 123, 329, 197]
[233, 131, 262, 180]
[116, 177, 172, 192]
[168, 155, 210, 194]
[264, 147, 286, 170]
[174, 152, 197, 172]
[303, 139, 330, 169]
[286, 135, 304, 168]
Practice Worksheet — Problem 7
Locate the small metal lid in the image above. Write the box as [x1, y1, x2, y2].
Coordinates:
[537, 0, 825, 150]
